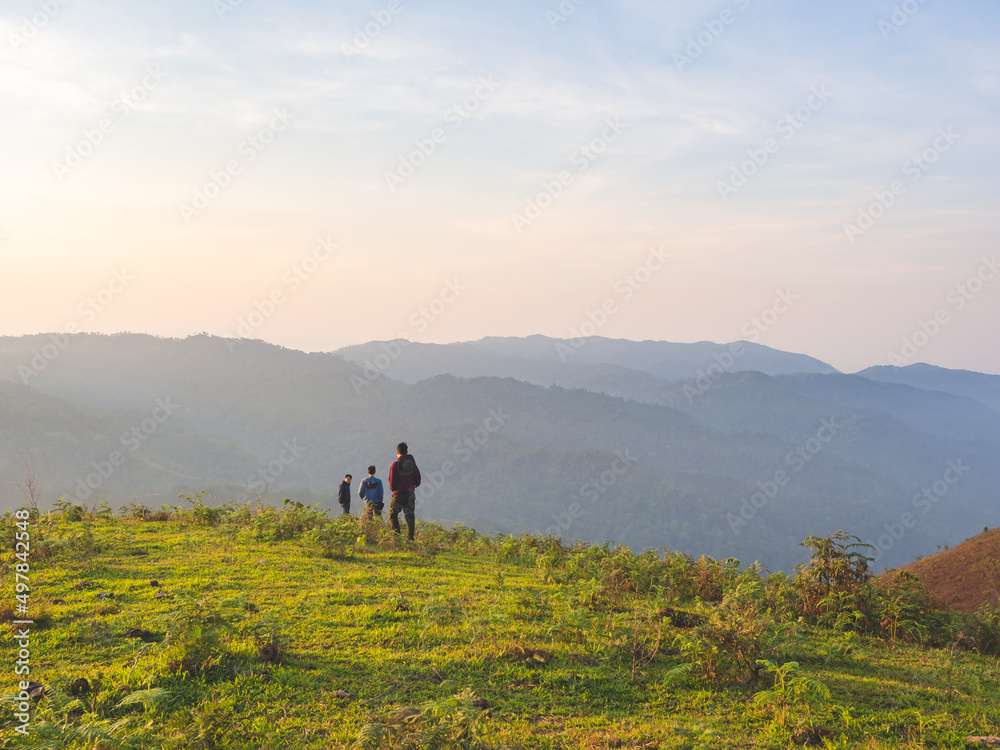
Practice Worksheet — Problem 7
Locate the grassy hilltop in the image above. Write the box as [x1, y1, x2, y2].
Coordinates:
[4, 498, 1000, 749]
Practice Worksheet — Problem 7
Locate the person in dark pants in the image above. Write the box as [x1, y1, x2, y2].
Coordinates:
[387, 442, 421, 540]
[359, 465, 385, 520]
[337, 474, 353, 515]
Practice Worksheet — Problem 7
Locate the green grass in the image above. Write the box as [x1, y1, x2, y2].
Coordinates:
[3, 506, 1000, 749]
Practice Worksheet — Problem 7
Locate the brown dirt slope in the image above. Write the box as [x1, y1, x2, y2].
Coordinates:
[893, 527, 1000, 613]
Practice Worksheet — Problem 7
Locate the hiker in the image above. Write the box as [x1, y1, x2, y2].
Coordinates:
[359, 465, 385, 521]
[338, 474, 352, 515]
[387, 442, 421, 540]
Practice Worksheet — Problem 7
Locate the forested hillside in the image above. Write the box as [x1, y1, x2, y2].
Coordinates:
[1, 333, 997, 571]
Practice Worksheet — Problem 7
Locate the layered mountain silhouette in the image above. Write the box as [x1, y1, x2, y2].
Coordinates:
[1, 333, 996, 572]
[858, 363, 1000, 413]
[337, 335, 838, 390]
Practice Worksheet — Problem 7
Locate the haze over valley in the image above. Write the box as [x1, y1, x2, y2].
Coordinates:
[3, 332, 996, 572]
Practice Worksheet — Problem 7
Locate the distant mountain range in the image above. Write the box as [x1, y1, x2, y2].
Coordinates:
[337, 335, 839, 390]
[857, 363, 1000, 413]
[1, 332, 997, 572]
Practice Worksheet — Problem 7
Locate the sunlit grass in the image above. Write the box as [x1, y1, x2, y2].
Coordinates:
[2, 508, 999, 749]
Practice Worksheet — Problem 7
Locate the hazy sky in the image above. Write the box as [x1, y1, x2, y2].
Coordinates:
[2, 0, 998, 374]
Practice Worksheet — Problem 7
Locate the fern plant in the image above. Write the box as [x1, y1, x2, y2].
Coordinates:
[355, 688, 493, 750]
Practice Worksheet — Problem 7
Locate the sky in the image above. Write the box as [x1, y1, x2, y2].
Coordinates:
[1, 0, 998, 374]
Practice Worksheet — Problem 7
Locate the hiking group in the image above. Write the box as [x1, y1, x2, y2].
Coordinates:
[338, 442, 421, 541]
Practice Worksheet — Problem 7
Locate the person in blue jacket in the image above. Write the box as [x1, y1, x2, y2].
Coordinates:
[358, 465, 385, 521]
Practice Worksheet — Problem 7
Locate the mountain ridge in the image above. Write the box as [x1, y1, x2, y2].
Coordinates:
[1, 332, 996, 571]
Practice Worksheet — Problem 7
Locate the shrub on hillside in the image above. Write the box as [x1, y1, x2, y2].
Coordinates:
[156, 594, 242, 675]
[53, 498, 88, 522]
[40, 523, 103, 559]
[675, 579, 784, 686]
[247, 498, 330, 541]
[175, 492, 233, 528]
[356, 688, 494, 750]
[305, 515, 358, 559]
[874, 570, 949, 644]
[794, 531, 877, 630]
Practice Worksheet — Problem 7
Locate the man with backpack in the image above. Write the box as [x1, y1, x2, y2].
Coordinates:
[337, 474, 352, 515]
[359, 465, 385, 521]
[387, 442, 421, 541]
